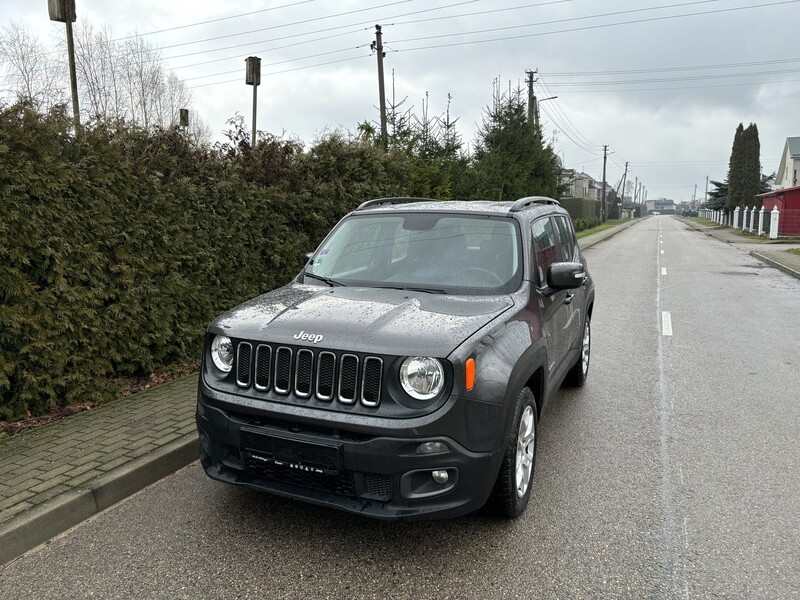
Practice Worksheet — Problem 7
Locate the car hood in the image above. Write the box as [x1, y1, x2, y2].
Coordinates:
[210, 282, 515, 357]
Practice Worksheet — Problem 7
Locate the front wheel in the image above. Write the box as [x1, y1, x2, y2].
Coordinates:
[493, 387, 538, 519]
[565, 316, 590, 387]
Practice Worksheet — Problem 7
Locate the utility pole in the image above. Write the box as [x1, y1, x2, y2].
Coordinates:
[245, 56, 261, 148]
[372, 25, 388, 149]
[601, 144, 608, 223]
[704, 175, 709, 207]
[693, 184, 698, 210]
[49, 0, 79, 130]
[634, 176, 639, 204]
[525, 69, 538, 130]
[619, 161, 628, 218]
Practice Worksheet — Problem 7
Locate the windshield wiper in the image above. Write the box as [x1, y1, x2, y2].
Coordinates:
[304, 272, 346, 287]
[373, 285, 447, 294]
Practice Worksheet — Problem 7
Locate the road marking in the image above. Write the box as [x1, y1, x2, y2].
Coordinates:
[662, 311, 673, 336]
[662, 267, 667, 276]
[656, 238, 678, 593]
[683, 518, 689, 549]
[660, 240, 663, 244]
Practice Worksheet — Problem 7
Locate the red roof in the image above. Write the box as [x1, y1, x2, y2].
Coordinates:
[757, 184, 800, 198]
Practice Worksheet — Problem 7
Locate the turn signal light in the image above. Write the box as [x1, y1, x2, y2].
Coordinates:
[465, 358, 475, 391]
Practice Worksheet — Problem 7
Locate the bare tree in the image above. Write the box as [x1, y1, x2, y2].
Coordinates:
[73, 22, 126, 121]
[0, 21, 66, 109]
[1, 19, 194, 131]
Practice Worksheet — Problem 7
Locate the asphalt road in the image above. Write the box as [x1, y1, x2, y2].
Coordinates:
[2, 217, 798, 599]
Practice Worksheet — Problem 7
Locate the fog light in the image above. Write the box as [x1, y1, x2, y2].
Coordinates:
[416, 441, 450, 455]
[432, 470, 449, 484]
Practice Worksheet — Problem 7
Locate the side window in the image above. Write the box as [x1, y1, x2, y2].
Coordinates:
[531, 217, 563, 286]
[554, 216, 576, 261]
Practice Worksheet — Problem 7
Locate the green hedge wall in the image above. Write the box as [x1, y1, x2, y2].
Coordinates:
[0, 106, 407, 419]
[559, 197, 599, 220]
[1, 102, 566, 419]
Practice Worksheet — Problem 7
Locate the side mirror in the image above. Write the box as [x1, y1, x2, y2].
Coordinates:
[305, 252, 314, 260]
[547, 262, 585, 290]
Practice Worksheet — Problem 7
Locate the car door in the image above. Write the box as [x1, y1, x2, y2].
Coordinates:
[530, 216, 569, 377]
[552, 215, 584, 358]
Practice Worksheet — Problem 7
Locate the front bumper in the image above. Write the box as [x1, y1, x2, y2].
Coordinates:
[196, 387, 505, 520]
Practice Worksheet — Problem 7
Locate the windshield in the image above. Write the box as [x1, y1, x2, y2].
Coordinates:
[305, 213, 522, 295]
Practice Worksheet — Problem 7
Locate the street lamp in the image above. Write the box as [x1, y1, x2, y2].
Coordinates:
[535, 95, 557, 129]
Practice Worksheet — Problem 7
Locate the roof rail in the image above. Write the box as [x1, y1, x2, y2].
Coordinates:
[356, 197, 439, 211]
[509, 196, 560, 213]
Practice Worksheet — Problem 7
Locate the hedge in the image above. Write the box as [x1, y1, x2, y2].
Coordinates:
[559, 197, 599, 220]
[0, 105, 407, 419]
[1, 102, 564, 419]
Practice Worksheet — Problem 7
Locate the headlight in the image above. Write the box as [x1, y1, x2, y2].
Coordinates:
[210, 335, 234, 373]
[400, 357, 444, 400]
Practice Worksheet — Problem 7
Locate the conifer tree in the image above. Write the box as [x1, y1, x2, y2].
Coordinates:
[726, 123, 745, 211]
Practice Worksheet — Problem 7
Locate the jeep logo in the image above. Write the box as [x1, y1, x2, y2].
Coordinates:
[294, 331, 324, 344]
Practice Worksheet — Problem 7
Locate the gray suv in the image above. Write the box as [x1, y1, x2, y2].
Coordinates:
[196, 197, 594, 520]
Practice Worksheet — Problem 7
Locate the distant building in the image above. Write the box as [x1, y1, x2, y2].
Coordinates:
[645, 198, 676, 214]
[776, 137, 800, 188]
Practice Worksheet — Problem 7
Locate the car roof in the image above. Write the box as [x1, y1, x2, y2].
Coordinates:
[354, 198, 569, 220]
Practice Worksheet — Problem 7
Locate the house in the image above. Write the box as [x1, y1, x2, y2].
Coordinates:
[559, 169, 601, 200]
[776, 137, 800, 189]
[756, 185, 800, 235]
[645, 198, 676, 214]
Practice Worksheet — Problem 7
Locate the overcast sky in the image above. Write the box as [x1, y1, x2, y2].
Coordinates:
[3, 0, 799, 201]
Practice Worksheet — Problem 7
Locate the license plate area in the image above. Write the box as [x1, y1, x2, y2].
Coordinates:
[240, 427, 341, 476]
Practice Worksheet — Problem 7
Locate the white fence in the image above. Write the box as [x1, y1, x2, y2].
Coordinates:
[698, 206, 779, 239]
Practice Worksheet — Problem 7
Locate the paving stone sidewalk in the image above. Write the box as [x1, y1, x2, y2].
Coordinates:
[0, 374, 198, 564]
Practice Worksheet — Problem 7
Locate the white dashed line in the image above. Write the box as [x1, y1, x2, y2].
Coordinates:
[662, 311, 673, 336]
[662, 267, 667, 276]
[661, 249, 665, 254]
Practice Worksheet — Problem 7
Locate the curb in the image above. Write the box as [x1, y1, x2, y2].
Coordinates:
[0, 434, 198, 566]
[578, 219, 640, 250]
[750, 251, 800, 281]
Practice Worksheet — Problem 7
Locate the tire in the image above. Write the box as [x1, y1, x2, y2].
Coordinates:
[493, 387, 538, 519]
[564, 315, 591, 387]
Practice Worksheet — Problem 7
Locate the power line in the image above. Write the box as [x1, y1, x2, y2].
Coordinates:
[542, 66, 800, 86]
[537, 77, 604, 151]
[186, 54, 372, 89]
[0, 0, 413, 67]
[116, 0, 320, 41]
[542, 77, 800, 93]
[391, 0, 800, 52]
[543, 56, 800, 77]
[393, 0, 723, 44]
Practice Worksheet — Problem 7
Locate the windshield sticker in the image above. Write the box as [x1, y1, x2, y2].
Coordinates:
[319, 249, 330, 256]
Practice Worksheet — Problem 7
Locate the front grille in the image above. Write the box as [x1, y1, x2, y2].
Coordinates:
[364, 473, 392, 501]
[361, 357, 383, 407]
[274, 347, 292, 394]
[338, 354, 358, 404]
[236, 343, 252, 388]
[316, 352, 336, 401]
[254, 345, 271, 391]
[235, 342, 383, 407]
[222, 444, 241, 467]
[295, 349, 314, 398]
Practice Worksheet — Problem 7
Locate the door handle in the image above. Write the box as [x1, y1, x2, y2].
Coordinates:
[564, 293, 574, 305]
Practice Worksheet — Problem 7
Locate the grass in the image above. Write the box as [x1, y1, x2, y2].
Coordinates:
[789, 248, 800, 256]
[576, 219, 625, 239]
[682, 217, 719, 227]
